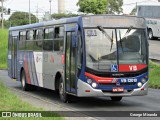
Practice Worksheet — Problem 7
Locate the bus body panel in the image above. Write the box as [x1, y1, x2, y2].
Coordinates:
[8, 15, 149, 98]
[77, 79, 148, 97]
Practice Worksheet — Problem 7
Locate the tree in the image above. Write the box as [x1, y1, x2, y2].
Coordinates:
[51, 13, 78, 19]
[107, 0, 123, 14]
[77, 0, 123, 14]
[0, 6, 6, 12]
[9, 12, 38, 26]
[130, 7, 137, 15]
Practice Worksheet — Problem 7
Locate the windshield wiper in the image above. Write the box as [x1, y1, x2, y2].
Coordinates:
[97, 26, 114, 51]
[119, 30, 123, 53]
[123, 26, 133, 38]
[110, 31, 114, 51]
[97, 26, 112, 42]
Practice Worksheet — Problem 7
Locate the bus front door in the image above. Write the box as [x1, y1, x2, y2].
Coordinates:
[11, 36, 17, 79]
[65, 24, 78, 94]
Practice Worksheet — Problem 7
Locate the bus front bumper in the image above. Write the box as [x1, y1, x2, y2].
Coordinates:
[77, 79, 148, 97]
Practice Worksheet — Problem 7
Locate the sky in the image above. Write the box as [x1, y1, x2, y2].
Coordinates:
[2, 0, 160, 19]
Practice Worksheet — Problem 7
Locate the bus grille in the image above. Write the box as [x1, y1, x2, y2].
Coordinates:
[99, 82, 137, 86]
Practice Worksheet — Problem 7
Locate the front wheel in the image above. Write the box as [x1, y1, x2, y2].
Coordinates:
[148, 29, 154, 40]
[59, 78, 70, 103]
[110, 96, 122, 101]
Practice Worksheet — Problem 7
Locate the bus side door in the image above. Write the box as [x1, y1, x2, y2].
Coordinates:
[10, 31, 18, 79]
[65, 23, 78, 94]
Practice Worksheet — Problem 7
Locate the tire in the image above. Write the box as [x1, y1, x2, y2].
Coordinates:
[59, 77, 70, 103]
[21, 70, 30, 91]
[110, 96, 122, 101]
[148, 29, 154, 40]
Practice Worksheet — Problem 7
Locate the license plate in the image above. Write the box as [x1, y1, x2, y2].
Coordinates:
[112, 87, 124, 92]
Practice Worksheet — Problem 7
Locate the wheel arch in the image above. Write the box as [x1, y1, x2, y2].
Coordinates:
[55, 71, 63, 91]
[20, 67, 24, 81]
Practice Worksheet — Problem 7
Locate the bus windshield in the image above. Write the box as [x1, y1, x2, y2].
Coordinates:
[85, 28, 147, 72]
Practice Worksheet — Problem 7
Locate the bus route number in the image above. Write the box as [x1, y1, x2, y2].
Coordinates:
[87, 30, 97, 37]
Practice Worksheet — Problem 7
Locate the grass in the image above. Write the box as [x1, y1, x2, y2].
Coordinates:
[149, 61, 160, 89]
[0, 81, 64, 120]
[0, 29, 8, 69]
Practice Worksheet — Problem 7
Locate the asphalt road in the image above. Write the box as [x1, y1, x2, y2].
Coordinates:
[0, 70, 160, 120]
[149, 39, 160, 60]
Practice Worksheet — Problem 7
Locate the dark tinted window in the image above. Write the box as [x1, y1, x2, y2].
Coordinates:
[34, 41, 43, 51]
[54, 40, 63, 51]
[35, 29, 43, 40]
[44, 28, 54, 39]
[26, 30, 34, 40]
[43, 40, 53, 51]
[19, 31, 26, 50]
[26, 41, 33, 50]
[19, 31, 26, 41]
[54, 26, 64, 38]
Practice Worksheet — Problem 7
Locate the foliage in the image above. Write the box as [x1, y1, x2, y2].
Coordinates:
[130, 7, 137, 15]
[77, 0, 123, 14]
[149, 61, 160, 89]
[0, 29, 8, 69]
[0, 19, 10, 28]
[108, 0, 123, 14]
[51, 13, 78, 19]
[0, 6, 6, 12]
[9, 12, 38, 26]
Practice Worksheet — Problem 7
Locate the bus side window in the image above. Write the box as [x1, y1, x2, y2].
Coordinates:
[54, 26, 64, 52]
[19, 31, 26, 50]
[34, 29, 43, 51]
[43, 28, 54, 51]
[36, 29, 43, 40]
[77, 31, 82, 76]
[26, 30, 34, 50]
[54, 40, 64, 51]
[54, 26, 64, 38]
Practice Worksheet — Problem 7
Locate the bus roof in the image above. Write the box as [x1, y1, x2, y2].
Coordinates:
[9, 16, 81, 31]
[9, 15, 146, 31]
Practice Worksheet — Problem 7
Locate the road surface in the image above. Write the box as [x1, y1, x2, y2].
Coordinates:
[0, 70, 159, 120]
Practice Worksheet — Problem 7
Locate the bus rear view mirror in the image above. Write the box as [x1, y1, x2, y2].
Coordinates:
[72, 24, 78, 48]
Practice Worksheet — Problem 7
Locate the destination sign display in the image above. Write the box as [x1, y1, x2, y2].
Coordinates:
[82, 15, 146, 28]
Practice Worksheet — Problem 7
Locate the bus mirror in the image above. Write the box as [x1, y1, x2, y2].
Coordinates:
[72, 25, 78, 48]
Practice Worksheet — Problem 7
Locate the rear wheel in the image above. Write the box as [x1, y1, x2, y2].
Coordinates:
[21, 70, 37, 91]
[59, 77, 70, 103]
[110, 96, 122, 101]
[21, 70, 30, 91]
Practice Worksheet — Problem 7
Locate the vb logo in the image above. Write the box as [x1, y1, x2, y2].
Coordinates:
[129, 65, 137, 71]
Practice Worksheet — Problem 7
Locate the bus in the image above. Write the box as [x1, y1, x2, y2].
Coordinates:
[137, 5, 160, 40]
[8, 15, 149, 102]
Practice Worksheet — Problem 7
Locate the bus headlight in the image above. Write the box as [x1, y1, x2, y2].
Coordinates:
[138, 82, 142, 87]
[92, 82, 97, 88]
[87, 79, 92, 84]
[141, 78, 146, 83]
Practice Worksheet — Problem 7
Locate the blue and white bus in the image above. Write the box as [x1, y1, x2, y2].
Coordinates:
[8, 15, 149, 102]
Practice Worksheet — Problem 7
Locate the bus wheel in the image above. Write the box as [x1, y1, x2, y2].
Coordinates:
[21, 70, 30, 91]
[59, 78, 70, 103]
[110, 96, 122, 101]
[148, 29, 154, 40]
